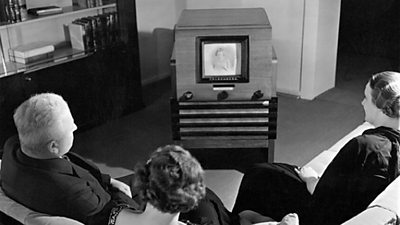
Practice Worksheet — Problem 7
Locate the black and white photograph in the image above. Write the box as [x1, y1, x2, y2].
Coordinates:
[0, 1, 399, 225]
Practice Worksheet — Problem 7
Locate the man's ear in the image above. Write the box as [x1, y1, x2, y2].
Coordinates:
[47, 140, 59, 155]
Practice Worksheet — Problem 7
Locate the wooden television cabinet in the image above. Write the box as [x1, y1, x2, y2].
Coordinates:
[170, 8, 278, 162]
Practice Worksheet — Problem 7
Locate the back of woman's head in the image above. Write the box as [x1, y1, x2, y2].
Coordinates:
[369, 71, 400, 118]
[133, 145, 206, 214]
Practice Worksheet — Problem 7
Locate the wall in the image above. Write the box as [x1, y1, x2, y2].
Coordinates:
[300, 0, 341, 99]
[135, 0, 185, 85]
[185, 0, 304, 96]
[135, 0, 341, 99]
[338, 0, 399, 59]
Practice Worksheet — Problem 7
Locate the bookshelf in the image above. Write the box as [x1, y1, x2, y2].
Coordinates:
[0, 0, 143, 147]
[0, 3, 117, 77]
[0, 4, 116, 28]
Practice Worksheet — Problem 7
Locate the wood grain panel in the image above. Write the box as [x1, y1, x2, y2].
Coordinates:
[173, 8, 276, 101]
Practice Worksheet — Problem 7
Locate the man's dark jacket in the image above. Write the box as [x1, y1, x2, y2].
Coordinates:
[0, 136, 138, 224]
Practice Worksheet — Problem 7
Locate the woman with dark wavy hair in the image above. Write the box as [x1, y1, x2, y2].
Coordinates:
[112, 145, 298, 225]
[134, 145, 206, 222]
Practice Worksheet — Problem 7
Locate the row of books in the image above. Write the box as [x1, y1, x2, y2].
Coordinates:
[0, 0, 107, 24]
[73, 0, 103, 9]
[68, 11, 120, 52]
[0, 0, 27, 23]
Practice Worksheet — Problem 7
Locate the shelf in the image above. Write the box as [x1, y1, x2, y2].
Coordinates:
[0, 45, 91, 78]
[0, 3, 116, 30]
[0, 2, 118, 78]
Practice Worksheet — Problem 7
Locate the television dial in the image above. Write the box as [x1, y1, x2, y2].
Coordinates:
[180, 91, 194, 101]
[217, 91, 229, 101]
[251, 90, 264, 100]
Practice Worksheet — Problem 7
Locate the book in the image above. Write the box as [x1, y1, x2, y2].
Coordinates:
[0, 0, 9, 22]
[79, 17, 98, 49]
[9, 52, 53, 64]
[5, 0, 20, 23]
[10, 42, 55, 58]
[27, 6, 62, 16]
[68, 23, 86, 51]
[72, 0, 87, 8]
[26, 0, 72, 10]
[73, 18, 93, 50]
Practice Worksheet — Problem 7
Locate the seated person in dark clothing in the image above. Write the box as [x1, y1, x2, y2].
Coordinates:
[0, 93, 298, 225]
[1, 93, 140, 225]
[232, 71, 400, 225]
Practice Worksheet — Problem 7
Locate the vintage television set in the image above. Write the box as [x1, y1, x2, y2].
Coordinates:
[170, 8, 278, 162]
[172, 8, 277, 101]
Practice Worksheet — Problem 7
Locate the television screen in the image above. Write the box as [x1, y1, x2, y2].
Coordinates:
[197, 36, 249, 83]
[203, 43, 241, 76]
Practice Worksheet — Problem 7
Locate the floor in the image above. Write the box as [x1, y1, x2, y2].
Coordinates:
[73, 53, 396, 169]
[71, 53, 398, 210]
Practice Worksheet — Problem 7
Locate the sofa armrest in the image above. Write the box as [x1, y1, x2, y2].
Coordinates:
[327, 122, 374, 153]
[25, 213, 84, 225]
[304, 122, 374, 176]
[341, 206, 397, 225]
[0, 186, 84, 225]
[0, 160, 84, 225]
[368, 176, 400, 217]
[342, 171, 400, 225]
[0, 186, 31, 224]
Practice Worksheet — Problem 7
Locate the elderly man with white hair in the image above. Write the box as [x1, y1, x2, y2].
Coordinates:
[1, 93, 139, 225]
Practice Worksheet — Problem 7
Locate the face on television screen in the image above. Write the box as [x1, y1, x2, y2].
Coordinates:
[202, 43, 242, 77]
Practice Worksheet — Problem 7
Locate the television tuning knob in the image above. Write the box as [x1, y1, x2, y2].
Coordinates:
[180, 91, 193, 101]
[217, 91, 229, 101]
[251, 90, 264, 100]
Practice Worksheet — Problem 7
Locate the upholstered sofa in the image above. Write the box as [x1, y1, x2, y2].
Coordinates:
[0, 122, 399, 225]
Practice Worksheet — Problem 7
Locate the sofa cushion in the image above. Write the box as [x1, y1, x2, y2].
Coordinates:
[368, 176, 400, 217]
[341, 206, 397, 225]
[342, 176, 400, 225]
[204, 169, 243, 211]
[303, 150, 337, 176]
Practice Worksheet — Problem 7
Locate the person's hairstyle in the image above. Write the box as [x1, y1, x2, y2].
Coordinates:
[133, 145, 206, 214]
[215, 48, 224, 56]
[13, 93, 69, 152]
[369, 71, 400, 118]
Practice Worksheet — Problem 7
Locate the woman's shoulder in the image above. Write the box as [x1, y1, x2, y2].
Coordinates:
[346, 126, 399, 158]
[336, 127, 394, 156]
[358, 126, 399, 145]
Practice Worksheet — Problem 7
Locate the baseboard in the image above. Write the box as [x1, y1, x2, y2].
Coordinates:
[141, 72, 171, 86]
[277, 91, 301, 99]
